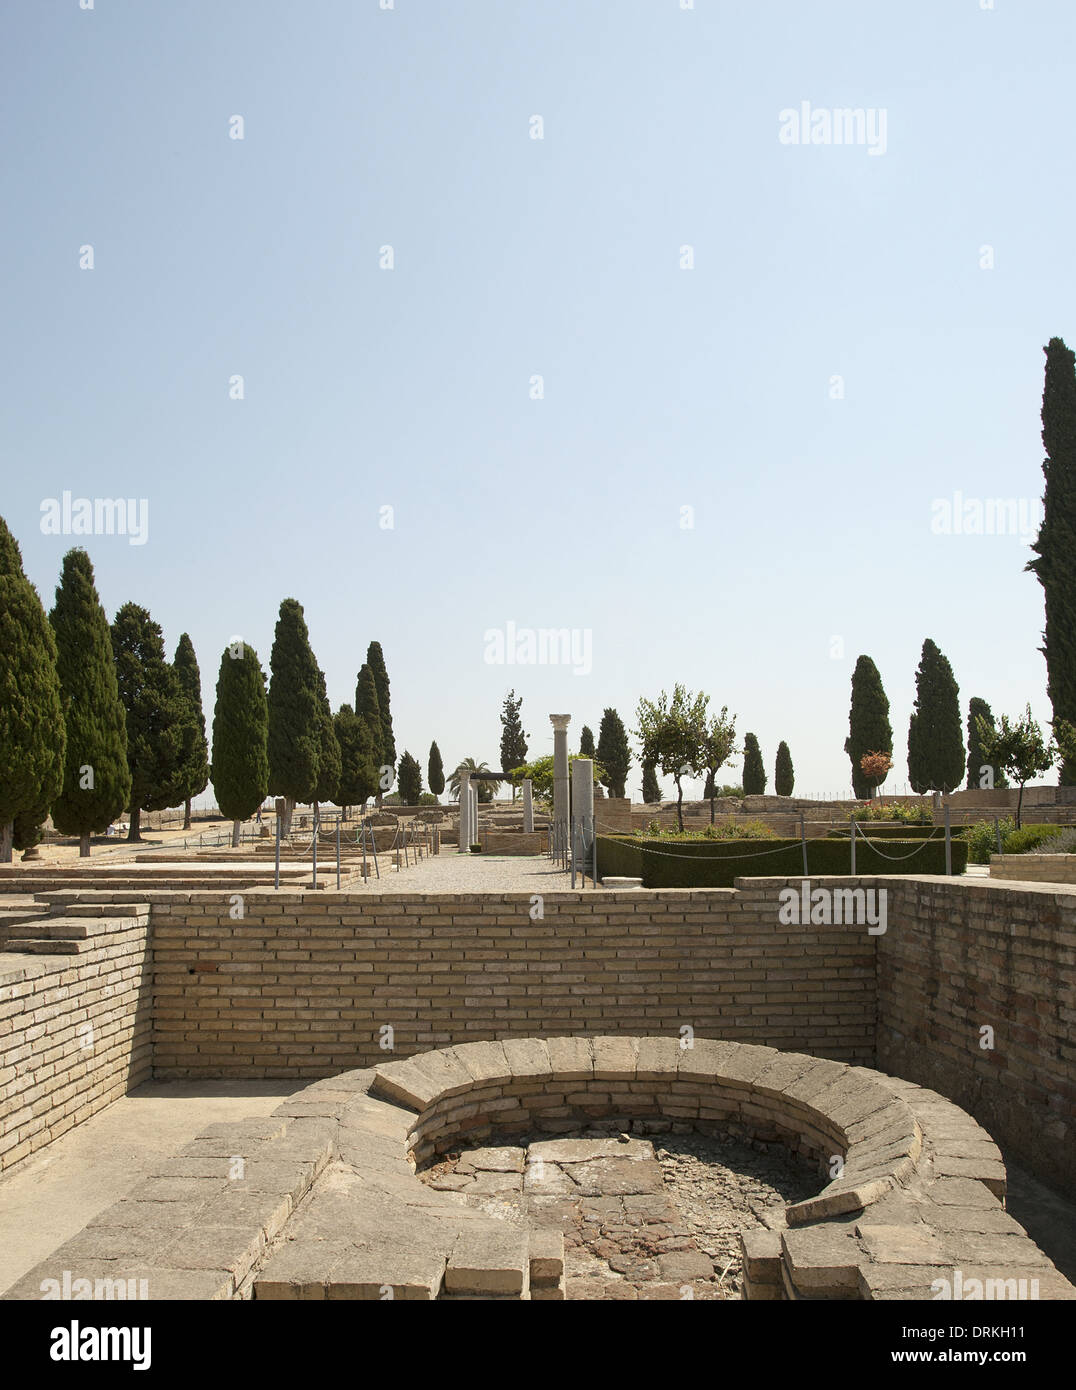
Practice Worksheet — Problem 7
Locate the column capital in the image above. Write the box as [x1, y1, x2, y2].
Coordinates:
[549, 714, 572, 731]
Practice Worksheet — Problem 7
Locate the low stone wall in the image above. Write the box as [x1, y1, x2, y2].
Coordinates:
[6, 1037, 1070, 1302]
[0, 901, 152, 1175]
[150, 883, 878, 1078]
[990, 853, 1076, 883]
[477, 830, 546, 855]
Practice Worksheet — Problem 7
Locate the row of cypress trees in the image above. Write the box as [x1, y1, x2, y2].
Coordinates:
[0, 525, 210, 859]
[844, 644, 1010, 796]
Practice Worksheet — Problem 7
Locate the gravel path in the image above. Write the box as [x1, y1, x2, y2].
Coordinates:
[341, 851, 590, 895]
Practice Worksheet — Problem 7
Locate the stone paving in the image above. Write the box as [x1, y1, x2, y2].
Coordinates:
[420, 1125, 818, 1300]
[340, 850, 592, 894]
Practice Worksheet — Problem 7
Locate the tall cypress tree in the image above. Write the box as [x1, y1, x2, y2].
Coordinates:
[967, 697, 1008, 789]
[49, 549, 130, 856]
[334, 703, 379, 814]
[365, 641, 395, 781]
[0, 519, 65, 861]
[499, 689, 528, 799]
[578, 725, 595, 757]
[267, 598, 321, 831]
[355, 662, 382, 792]
[110, 603, 185, 841]
[907, 638, 965, 794]
[742, 733, 767, 794]
[1027, 337, 1076, 783]
[173, 633, 210, 830]
[397, 750, 423, 805]
[313, 668, 341, 809]
[845, 655, 893, 799]
[210, 643, 269, 847]
[596, 708, 632, 798]
[428, 740, 445, 798]
[641, 760, 661, 804]
[775, 741, 795, 797]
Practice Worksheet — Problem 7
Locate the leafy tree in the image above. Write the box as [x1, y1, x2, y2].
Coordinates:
[428, 740, 445, 798]
[967, 697, 1008, 789]
[365, 641, 395, 793]
[397, 749, 423, 804]
[1027, 337, 1076, 783]
[111, 603, 185, 842]
[267, 599, 321, 832]
[596, 707, 632, 798]
[845, 655, 893, 799]
[859, 752, 893, 789]
[578, 725, 595, 757]
[976, 706, 1056, 829]
[0, 517, 66, 862]
[508, 754, 604, 808]
[742, 732, 766, 795]
[313, 669, 341, 811]
[641, 761, 661, 804]
[499, 690, 528, 800]
[700, 707, 738, 822]
[775, 741, 794, 797]
[48, 549, 131, 856]
[334, 703, 379, 815]
[210, 643, 269, 847]
[635, 685, 710, 831]
[173, 633, 210, 829]
[907, 638, 965, 794]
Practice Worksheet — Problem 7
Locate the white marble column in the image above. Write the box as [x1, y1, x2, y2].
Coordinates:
[522, 778, 534, 833]
[572, 757, 595, 834]
[551, 715, 571, 832]
[458, 770, 471, 852]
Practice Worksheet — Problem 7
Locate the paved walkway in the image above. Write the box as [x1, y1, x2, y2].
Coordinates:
[0, 1080, 299, 1295]
[346, 852, 593, 894]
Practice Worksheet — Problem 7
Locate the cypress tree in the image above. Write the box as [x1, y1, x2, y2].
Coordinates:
[579, 725, 595, 757]
[742, 733, 766, 795]
[499, 690, 528, 798]
[267, 599, 321, 832]
[907, 638, 965, 794]
[1027, 337, 1076, 783]
[173, 633, 210, 830]
[642, 760, 661, 804]
[210, 643, 269, 847]
[0, 518, 66, 861]
[967, 697, 1008, 789]
[355, 663, 383, 794]
[775, 741, 795, 797]
[110, 603, 185, 841]
[365, 641, 395, 780]
[49, 549, 131, 856]
[334, 704, 379, 814]
[428, 741, 445, 798]
[845, 655, 893, 799]
[397, 749, 423, 805]
[313, 669, 341, 810]
[596, 708, 632, 798]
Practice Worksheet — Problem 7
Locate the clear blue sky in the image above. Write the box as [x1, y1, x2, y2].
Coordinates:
[3, 0, 1073, 803]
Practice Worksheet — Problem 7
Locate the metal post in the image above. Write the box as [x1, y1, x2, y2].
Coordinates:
[275, 813, 281, 890]
[850, 816, 856, 876]
[336, 820, 341, 890]
[570, 820, 577, 888]
[944, 805, 952, 877]
[591, 814, 597, 887]
[995, 816, 1002, 854]
[361, 820, 368, 879]
[312, 807, 318, 889]
[800, 812, 808, 876]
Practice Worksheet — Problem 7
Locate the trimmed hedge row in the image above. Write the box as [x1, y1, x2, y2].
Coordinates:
[597, 834, 968, 888]
[825, 824, 966, 840]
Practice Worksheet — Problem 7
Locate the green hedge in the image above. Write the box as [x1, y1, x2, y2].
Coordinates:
[597, 834, 967, 888]
[825, 824, 967, 840]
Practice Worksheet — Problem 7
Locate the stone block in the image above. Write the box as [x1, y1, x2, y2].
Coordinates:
[445, 1225, 527, 1296]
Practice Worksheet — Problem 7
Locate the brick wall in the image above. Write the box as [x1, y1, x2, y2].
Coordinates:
[875, 877, 1076, 1197]
[151, 884, 877, 1079]
[0, 910, 152, 1174]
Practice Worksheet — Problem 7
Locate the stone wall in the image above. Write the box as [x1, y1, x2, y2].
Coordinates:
[151, 883, 877, 1079]
[990, 854, 1076, 883]
[0, 904, 153, 1174]
[875, 876, 1076, 1197]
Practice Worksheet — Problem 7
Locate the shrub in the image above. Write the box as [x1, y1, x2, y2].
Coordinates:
[846, 802, 933, 825]
[964, 818, 1067, 862]
[828, 823, 966, 841]
[1036, 827, 1076, 854]
[1001, 823, 1064, 855]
